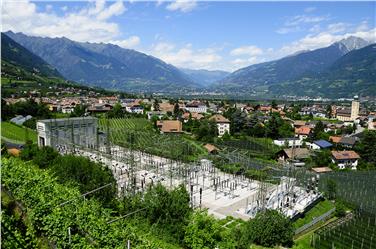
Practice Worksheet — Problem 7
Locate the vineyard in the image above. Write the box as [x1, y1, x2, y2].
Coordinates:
[1, 121, 37, 143]
[99, 118, 206, 161]
[1, 157, 180, 249]
[217, 138, 279, 158]
[98, 118, 152, 132]
[313, 171, 376, 249]
[313, 212, 376, 249]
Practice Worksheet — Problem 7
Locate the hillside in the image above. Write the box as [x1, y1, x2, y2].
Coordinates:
[214, 36, 374, 97]
[5, 31, 198, 93]
[1, 33, 62, 79]
[269, 43, 376, 97]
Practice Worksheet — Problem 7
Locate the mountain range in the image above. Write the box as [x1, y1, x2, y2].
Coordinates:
[2, 31, 375, 97]
[215, 36, 375, 97]
[4, 31, 197, 93]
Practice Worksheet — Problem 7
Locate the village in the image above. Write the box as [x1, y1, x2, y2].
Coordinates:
[3, 91, 376, 173]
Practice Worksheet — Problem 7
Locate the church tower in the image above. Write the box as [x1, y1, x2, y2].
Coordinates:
[350, 95, 359, 121]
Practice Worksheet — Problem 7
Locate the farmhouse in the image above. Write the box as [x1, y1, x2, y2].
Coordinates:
[277, 148, 311, 162]
[210, 114, 230, 137]
[273, 137, 302, 148]
[331, 150, 360, 170]
[156, 120, 182, 134]
[295, 126, 311, 140]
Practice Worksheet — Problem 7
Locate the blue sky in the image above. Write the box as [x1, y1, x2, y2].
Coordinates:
[3, 1, 376, 71]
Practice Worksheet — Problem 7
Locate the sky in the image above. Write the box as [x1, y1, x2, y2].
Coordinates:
[2, 0, 376, 72]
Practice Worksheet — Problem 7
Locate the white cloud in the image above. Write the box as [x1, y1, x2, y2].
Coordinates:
[277, 14, 329, 34]
[230, 57, 258, 68]
[166, 0, 197, 13]
[304, 7, 316, 13]
[149, 42, 222, 70]
[110, 36, 141, 48]
[285, 14, 329, 27]
[276, 26, 301, 34]
[327, 22, 350, 34]
[230, 45, 263, 56]
[45, 4, 53, 12]
[279, 28, 376, 56]
[2, 0, 127, 43]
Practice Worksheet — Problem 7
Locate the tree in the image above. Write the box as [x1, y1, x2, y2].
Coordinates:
[312, 121, 325, 140]
[70, 104, 87, 117]
[106, 102, 123, 118]
[241, 209, 294, 248]
[271, 100, 278, 109]
[32, 146, 59, 168]
[51, 155, 116, 206]
[326, 179, 337, 200]
[173, 103, 180, 118]
[184, 210, 235, 249]
[355, 130, 376, 168]
[153, 99, 160, 111]
[326, 104, 332, 118]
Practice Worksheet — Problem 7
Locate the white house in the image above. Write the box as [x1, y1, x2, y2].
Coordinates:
[273, 138, 302, 148]
[147, 111, 166, 120]
[185, 101, 207, 113]
[125, 104, 144, 114]
[210, 114, 230, 137]
[331, 151, 360, 170]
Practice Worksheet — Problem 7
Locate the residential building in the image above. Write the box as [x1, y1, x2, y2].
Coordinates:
[125, 104, 144, 114]
[210, 114, 230, 137]
[273, 138, 302, 148]
[338, 136, 358, 148]
[295, 126, 311, 140]
[309, 140, 333, 150]
[331, 150, 360, 170]
[185, 101, 207, 113]
[156, 120, 182, 133]
[276, 148, 311, 163]
[147, 111, 166, 120]
[182, 112, 204, 122]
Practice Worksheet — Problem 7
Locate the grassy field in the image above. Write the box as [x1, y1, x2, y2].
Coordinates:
[1, 122, 37, 143]
[293, 199, 335, 229]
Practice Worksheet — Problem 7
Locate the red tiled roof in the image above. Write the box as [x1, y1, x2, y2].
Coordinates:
[295, 126, 311, 135]
[331, 151, 360, 160]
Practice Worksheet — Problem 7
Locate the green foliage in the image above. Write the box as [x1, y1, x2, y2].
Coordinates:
[242, 209, 294, 248]
[2, 98, 51, 121]
[106, 102, 124, 118]
[325, 179, 337, 200]
[70, 104, 87, 117]
[2, 157, 178, 248]
[195, 119, 218, 142]
[312, 150, 332, 167]
[32, 146, 59, 168]
[51, 155, 117, 206]
[334, 200, 346, 217]
[355, 130, 376, 168]
[184, 210, 235, 249]
[293, 200, 335, 229]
